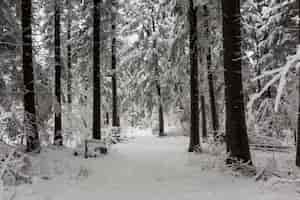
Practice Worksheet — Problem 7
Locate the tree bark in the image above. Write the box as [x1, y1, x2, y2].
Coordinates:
[188, 0, 200, 152]
[204, 5, 219, 138]
[111, 0, 119, 127]
[67, 0, 72, 112]
[54, 0, 63, 145]
[22, 0, 40, 152]
[296, 0, 300, 167]
[155, 61, 164, 137]
[222, 0, 252, 163]
[200, 95, 207, 139]
[93, 0, 101, 140]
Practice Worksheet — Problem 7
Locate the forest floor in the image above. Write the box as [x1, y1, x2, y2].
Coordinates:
[3, 130, 300, 200]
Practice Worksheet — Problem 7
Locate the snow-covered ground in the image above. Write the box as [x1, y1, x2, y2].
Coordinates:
[4, 134, 300, 200]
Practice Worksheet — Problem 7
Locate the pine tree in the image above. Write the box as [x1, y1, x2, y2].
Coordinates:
[22, 0, 40, 152]
[222, 0, 251, 163]
[119, 0, 170, 135]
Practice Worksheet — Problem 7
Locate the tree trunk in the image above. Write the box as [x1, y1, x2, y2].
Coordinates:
[67, 0, 72, 112]
[207, 47, 219, 137]
[111, 0, 119, 127]
[106, 112, 110, 125]
[296, 0, 300, 167]
[204, 5, 219, 138]
[222, 0, 252, 163]
[151, 14, 165, 137]
[188, 0, 200, 152]
[22, 0, 40, 152]
[156, 66, 165, 137]
[54, 0, 63, 145]
[93, 0, 101, 140]
[200, 95, 207, 139]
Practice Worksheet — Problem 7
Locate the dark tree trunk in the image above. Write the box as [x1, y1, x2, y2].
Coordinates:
[93, 0, 101, 140]
[188, 0, 200, 152]
[296, 0, 300, 167]
[204, 5, 219, 138]
[111, 0, 119, 127]
[106, 112, 110, 125]
[54, 0, 63, 145]
[22, 0, 40, 152]
[156, 64, 165, 137]
[222, 0, 252, 163]
[67, 0, 72, 112]
[200, 95, 207, 139]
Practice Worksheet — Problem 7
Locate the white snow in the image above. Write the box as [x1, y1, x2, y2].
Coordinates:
[5, 135, 300, 200]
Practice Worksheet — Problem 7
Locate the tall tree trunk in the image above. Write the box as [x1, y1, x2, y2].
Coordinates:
[222, 0, 252, 163]
[54, 0, 63, 145]
[188, 0, 200, 152]
[93, 0, 101, 139]
[22, 0, 40, 152]
[151, 15, 165, 137]
[111, 0, 119, 127]
[296, 0, 300, 167]
[67, 0, 72, 112]
[204, 5, 219, 138]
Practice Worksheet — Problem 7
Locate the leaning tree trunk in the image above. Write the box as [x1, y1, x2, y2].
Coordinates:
[93, 0, 101, 139]
[22, 0, 40, 152]
[188, 0, 200, 152]
[111, 0, 119, 127]
[54, 0, 63, 145]
[296, 0, 300, 167]
[222, 0, 252, 163]
[204, 5, 219, 138]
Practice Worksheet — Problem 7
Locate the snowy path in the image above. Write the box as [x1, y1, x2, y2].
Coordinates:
[15, 136, 299, 200]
